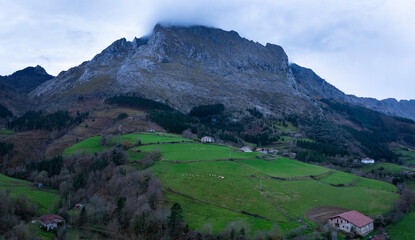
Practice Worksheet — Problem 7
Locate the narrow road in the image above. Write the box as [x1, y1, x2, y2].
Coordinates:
[332, 230, 337, 240]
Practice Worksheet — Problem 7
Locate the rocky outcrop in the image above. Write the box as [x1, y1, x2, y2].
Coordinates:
[290, 63, 415, 121]
[30, 24, 315, 116]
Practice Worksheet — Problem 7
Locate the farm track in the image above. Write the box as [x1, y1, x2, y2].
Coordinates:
[165, 187, 274, 221]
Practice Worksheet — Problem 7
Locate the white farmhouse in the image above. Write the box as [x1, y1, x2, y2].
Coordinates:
[201, 136, 215, 143]
[38, 214, 65, 231]
[328, 210, 374, 236]
[361, 158, 375, 164]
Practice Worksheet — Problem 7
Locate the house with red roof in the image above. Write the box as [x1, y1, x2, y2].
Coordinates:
[328, 210, 374, 236]
[38, 214, 65, 231]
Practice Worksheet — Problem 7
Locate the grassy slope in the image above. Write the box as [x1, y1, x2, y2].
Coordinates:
[63, 132, 191, 156]
[319, 171, 359, 185]
[152, 155, 398, 232]
[238, 158, 330, 178]
[388, 211, 415, 240]
[0, 174, 58, 215]
[391, 144, 415, 165]
[160, 161, 288, 222]
[0, 129, 13, 135]
[138, 143, 259, 162]
[61, 135, 400, 234]
[263, 179, 397, 218]
[360, 163, 412, 174]
[120, 133, 190, 144]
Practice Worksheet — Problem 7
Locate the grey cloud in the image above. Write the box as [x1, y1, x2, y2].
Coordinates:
[0, 0, 414, 100]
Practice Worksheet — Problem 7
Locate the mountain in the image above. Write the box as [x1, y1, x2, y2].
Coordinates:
[29, 24, 415, 122]
[290, 63, 415, 121]
[0, 65, 53, 117]
[30, 24, 316, 117]
[0, 65, 53, 93]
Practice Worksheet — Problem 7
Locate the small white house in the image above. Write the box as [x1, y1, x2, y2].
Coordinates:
[201, 136, 215, 143]
[361, 158, 375, 164]
[328, 210, 374, 236]
[38, 214, 65, 231]
[255, 148, 268, 154]
[239, 146, 253, 152]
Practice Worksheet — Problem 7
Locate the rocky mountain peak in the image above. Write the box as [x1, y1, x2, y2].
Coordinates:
[29, 25, 317, 116]
[144, 24, 290, 74]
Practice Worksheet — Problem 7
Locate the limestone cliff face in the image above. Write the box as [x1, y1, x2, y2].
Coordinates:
[290, 63, 415, 121]
[31, 24, 315, 116]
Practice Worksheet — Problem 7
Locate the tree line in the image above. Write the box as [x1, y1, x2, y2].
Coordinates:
[0, 141, 13, 156]
[0, 103, 12, 118]
[7, 110, 88, 132]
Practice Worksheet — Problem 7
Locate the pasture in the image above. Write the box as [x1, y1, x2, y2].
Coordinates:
[392, 144, 415, 165]
[64, 136, 105, 156]
[151, 155, 399, 232]
[360, 162, 411, 174]
[159, 161, 288, 222]
[137, 143, 259, 162]
[0, 129, 13, 136]
[388, 211, 415, 240]
[262, 178, 397, 218]
[120, 133, 191, 144]
[63, 132, 192, 156]
[0, 174, 58, 214]
[237, 158, 330, 178]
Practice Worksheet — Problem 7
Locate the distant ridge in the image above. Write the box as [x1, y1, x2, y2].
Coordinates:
[0, 65, 54, 93]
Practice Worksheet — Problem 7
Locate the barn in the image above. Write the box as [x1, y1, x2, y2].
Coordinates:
[328, 210, 374, 236]
[38, 214, 65, 231]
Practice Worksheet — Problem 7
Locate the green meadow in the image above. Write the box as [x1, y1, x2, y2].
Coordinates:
[237, 158, 330, 178]
[62, 134, 400, 233]
[388, 211, 415, 240]
[0, 174, 58, 215]
[152, 155, 398, 232]
[63, 132, 192, 156]
[120, 133, 191, 144]
[360, 162, 411, 174]
[137, 143, 259, 162]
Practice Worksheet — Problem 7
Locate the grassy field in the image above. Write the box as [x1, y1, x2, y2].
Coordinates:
[64, 132, 192, 156]
[270, 121, 297, 133]
[150, 153, 398, 232]
[159, 161, 288, 222]
[64, 136, 105, 156]
[262, 178, 397, 218]
[0, 129, 13, 135]
[388, 211, 415, 240]
[0, 174, 58, 215]
[319, 171, 359, 185]
[137, 143, 259, 162]
[360, 162, 412, 174]
[120, 133, 191, 144]
[61, 135, 400, 234]
[165, 191, 275, 233]
[238, 158, 330, 178]
[392, 144, 415, 165]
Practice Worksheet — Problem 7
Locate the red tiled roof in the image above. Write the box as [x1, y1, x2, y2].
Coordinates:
[331, 210, 373, 228]
[38, 214, 64, 225]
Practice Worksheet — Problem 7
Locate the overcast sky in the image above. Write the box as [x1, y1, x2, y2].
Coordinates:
[0, 0, 414, 100]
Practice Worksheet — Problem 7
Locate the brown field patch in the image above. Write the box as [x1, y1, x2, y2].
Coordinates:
[305, 206, 350, 225]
